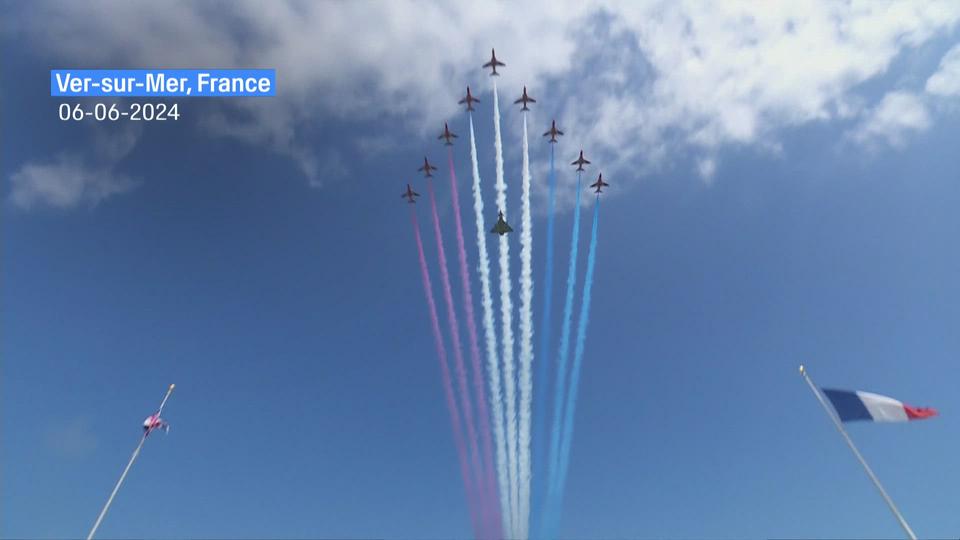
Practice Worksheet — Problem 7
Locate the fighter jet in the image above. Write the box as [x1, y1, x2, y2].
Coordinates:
[402, 184, 421, 203]
[590, 173, 610, 194]
[438, 123, 458, 146]
[490, 210, 513, 235]
[543, 120, 564, 143]
[514, 86, 536, 111]
[483, 48, 505, 76]
[571, 150, 591, 171]
[459, 86, 480, 111]
[418, 157, 438, 177]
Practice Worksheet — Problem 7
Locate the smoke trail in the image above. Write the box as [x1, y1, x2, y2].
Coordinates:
[517, 113, 535, 540]
[469, 114, 510, 537]
[410, 207, 481, 536]
[492, 79, 520, 539]
[447, 148, 502, 537]
[542, 172, 583, 535]
[531, 143, 557, 539]
[426, 179, 489, 535]
[552, 196, 601, 538]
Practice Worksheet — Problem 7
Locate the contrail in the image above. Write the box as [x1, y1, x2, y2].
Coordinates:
[492, 79, 520, 539]
[531, 143, 557, 539]
[410, 207, 481, 537]
[87, 384, 175, 540]
[542, 172, 583, 536]
[426, 178, 489, 535]
[553, 196, 601, 539]
[517, 113, 535, 540]
[469, 114, 510, 537]
[445, 149, 502, 537]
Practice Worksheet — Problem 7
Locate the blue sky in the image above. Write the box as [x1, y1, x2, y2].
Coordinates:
[3, 2, 960, 539]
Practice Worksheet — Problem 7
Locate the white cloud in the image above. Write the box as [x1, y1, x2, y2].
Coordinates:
[849, 91, 931, 149]
[697, 157, 717, 182]
[926, 43, 960, 96]
[9, 125, 141, 210]
[309, 149, 349, 189]
[10, 0, 960, 197]
[10, 156, 137, 210]
[354, 134, 399, 156]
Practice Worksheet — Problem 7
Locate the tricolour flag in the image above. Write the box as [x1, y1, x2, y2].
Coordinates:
[822, 389, 938, 423]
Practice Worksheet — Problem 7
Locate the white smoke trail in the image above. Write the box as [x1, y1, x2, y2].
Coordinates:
[517, 113, 535, 540]
[492, 80, 520, 539]
[469, 114, 511, 537]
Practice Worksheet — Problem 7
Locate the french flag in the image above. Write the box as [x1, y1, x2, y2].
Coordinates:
[823, 389, 938, 423]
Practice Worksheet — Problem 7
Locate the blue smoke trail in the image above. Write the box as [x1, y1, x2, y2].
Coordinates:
[531, 144, 557, 538]
[542, 171, 582, 536]
[551, 195, 600, 539]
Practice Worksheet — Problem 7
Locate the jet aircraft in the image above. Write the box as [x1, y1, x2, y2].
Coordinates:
[402, 184, 421, 203]
[572, 150, 591, 171]
[514, 86, 536, 110]
[490, 210, 514, 235]
[590, 173, 609, 194]
[483, 48, 505, 76]
[459, 86, 480, 111]
[543, 120, 564, 143]
[438, 123, 458, 145]
[418, 157, 438, 177]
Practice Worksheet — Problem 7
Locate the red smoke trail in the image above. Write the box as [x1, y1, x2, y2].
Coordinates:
[410, 207, 481, 536]
[426, 180, 490, 537]
[448, 148, 502, 537]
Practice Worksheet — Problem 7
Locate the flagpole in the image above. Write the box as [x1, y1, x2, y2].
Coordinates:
[799, 365, 917, 540]
[86, 434, 147, 540]
[86, 384, 175, 540]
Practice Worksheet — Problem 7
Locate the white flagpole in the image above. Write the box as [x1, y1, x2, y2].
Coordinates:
[799, 365, 917, 540]
[87, 384, 175, 540]
[86, 434, 146, 540]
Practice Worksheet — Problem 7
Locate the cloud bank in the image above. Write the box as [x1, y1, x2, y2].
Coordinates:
[7, 0, 960, 205]
[9, 125, 141, 210]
